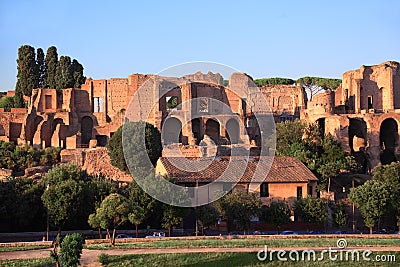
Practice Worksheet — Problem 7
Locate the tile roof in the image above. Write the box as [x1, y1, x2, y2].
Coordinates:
[159, 156, 318, 184]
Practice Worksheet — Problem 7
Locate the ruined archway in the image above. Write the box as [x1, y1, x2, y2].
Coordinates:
[52, 118, 65, 148]
[226, 118, 239, 144]
[349, 118, 368, 173]
[81, 116, 93, 145]
[52, 118, 64, 133]
[380, 118, 398, 165]
[348, 118, 367, 152]
[162, 117, 182, 144]
[28, 116, 43, 143]
[205, 118, 220, 143]
[191, 118, 202, 144]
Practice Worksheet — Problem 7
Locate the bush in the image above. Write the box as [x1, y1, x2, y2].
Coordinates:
[59, 233, 84, 267]
[98, 253, 109, 265]
[0, 141, 62, 171]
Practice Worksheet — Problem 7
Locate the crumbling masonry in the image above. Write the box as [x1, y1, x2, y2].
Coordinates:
[1, 61, 399, 171]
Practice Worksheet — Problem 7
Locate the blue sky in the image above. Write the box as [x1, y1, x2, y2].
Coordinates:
[0, 0, 399, 91]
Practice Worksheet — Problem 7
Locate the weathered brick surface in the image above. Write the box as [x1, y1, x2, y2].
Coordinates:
[2, 61, 400, 170]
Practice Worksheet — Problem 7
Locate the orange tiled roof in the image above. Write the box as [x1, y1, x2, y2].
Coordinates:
[159, 156, 318, 183]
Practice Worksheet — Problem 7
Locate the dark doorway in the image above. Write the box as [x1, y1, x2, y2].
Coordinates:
[96, 135, 108, 147]
[297, 186, 303, 200]
[226, 118, 239, 144]
[380, 118, 398, 165]
[368, 96, 373, 110]
[191, 118, 202, 144]
[205, 119, 220, 143]
[162, 117, 182, 144]
[45, 95, 52, 109]
[348, 118, 368, 173]
[81, 116, 93, 145]
[316, 118, 325, 138]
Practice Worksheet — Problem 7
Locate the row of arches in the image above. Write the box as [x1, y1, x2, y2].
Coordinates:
[317, 117, 399, 167]
[162, 117, 240, 145]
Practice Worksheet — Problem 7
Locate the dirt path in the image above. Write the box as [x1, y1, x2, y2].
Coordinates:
[1, 246, 400, 267]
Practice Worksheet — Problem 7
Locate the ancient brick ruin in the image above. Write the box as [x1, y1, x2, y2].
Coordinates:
[302, 61, 400, 170]
[1, 61, 399, 172]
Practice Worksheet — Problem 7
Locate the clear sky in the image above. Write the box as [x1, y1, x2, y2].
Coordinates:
[0, 0, 399, 91]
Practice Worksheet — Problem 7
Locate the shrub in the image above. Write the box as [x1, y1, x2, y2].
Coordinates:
[98, 253, 109, 265]
[59, 233, 84, 267]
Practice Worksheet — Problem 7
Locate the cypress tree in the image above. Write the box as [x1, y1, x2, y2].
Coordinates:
[71, 59, 85, 88]
[55, 56, 74, 90]
[45, 46, 58, 88]
[15, 45, 38, 97]
[36, 48, 46, 88]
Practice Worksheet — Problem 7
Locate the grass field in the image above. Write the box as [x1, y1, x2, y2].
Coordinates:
[99, 252, 400, 267]
[0, 245, 50, 252]
[87, 237, 400, 250]
[0, 257, 54, 267]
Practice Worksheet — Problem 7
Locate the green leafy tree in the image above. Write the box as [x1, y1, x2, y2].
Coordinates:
[127, 180, 155, 237]
[0, 96, 15, 112]
[42, 179, 84, 233]
[349, 180, 393, 234]
[373, 162, 400, 228]
[195, 204, 219, 235]
[88, 213, 103, 239]
[296, 76, 341, 101]
[59, 233, 84, 267]
[41, 164, 89, 233]
[15, 45, 38, 97]
[71, 59, 85, 88]
[107, 121, 162, 173]
[215, 189, 261, 234]
[90, 193, 129, 245]
[45, 46, 58, 88]
[55, 56, 74, 90]
[276, 120, 356, 191]
[36, 48, 46, 88]
[333, 202, 347, 230]
[265, 201, 291, 233]
[161, 205, 188, 237]
[294, 197, 327, 224]
[317, 135, 356, 192]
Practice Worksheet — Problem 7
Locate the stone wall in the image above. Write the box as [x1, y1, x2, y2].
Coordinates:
[260, 84, 305, 117]
[60, 147, 132, 182]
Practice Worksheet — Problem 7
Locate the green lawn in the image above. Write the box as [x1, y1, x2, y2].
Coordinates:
[0, 257, 54, 267]
[87, 237, 400, 250]
[99, 252, 400, 267]
[0, 245, 50, 252]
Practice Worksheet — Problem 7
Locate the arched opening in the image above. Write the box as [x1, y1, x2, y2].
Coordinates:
[225, 118, 239, 144]
[52, 118, 65, 148]
[29, 116, 43, 143]
[162, 117, 182, 144]
[348, 118, 368, 173]
[380, 118, 398, 165]
[191, 118, 202, 145]
[81, 116, 93, 145]
[316, 118, 325, 138]
[205, 119, 220, 143]
[52, 118, 64, 134]
[348, 118, 367, 152]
